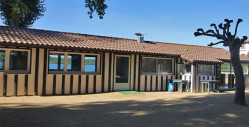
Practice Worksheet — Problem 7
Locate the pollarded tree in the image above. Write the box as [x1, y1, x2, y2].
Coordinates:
[194, 19, 248, 105]
[0, 0, 46, 27]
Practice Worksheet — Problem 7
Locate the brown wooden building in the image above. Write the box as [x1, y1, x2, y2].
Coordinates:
[0, 26, 249, 96]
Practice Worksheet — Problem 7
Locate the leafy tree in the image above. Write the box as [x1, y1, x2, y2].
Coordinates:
[194, 19, 248, 105]
[0, 0, 108, 27]
[85, 0, 108, 19]
[0, 0, 45, 27]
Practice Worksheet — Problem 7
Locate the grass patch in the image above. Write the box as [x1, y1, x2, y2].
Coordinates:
[117, 91, 144, 95]
[223, 90, 235, 93]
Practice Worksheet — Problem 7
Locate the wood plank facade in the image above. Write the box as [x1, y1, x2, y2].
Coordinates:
[1, 26, 249, 97]
[0, 47, 221, 96]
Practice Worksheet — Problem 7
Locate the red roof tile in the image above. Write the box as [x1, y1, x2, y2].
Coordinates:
[0, 25, 249, 63]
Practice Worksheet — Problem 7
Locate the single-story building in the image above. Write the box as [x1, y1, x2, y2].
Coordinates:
[0, 26, 249, 96]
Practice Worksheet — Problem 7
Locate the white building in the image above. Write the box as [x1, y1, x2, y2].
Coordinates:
[240, 40, 249, 55]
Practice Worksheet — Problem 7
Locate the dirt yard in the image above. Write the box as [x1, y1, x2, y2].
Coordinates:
[0, 91, 249, 127]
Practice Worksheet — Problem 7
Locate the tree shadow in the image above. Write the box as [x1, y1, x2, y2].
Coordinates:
[1, 93, 249, 127]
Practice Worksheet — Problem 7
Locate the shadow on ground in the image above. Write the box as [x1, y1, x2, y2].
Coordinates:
[1, 93, 249, 127]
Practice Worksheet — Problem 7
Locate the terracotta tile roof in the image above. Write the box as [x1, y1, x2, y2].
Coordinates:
[0, 25, 249, 63]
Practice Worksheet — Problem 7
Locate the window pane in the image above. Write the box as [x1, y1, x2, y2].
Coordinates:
[67, 55, 72, 70]
[158, 59, 172, 73]
[60, 55, 64, 70]
[49, 54, 59, 70]
[116, 56, 129, 83]
[242, 64, 248, 74]
[221, 63, 232, 73]
[49, 53, 64, 71]
[0, 51, 5, 70]
[186, 65, 191, 73]
[84, 55, 97, 72]
[10, 51, 28, 70]
[142, 58, 156, 73]
[221, 63, 248, 74]
[177, 64, 191, 74]
[68, 54, 81, 71]
[198, 64, 214, 76]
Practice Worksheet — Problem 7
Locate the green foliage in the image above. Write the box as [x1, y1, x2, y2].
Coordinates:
[85, 0, 107, 19]
[0, 51, 4, 62]
[49, 55, 59, 64]
[221, 62, 248, 74]
[0, 51, 5, 68]
[85, 58, 96, 65]
[0, 0, 45, 27]
[221, 63, 231, 72]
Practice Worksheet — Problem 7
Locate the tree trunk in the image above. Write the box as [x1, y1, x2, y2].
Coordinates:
[229, 45, 247, 105]
[11, 19, 19, 27]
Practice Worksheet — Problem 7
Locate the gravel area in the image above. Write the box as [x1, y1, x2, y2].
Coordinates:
[0, 91, 249, 127]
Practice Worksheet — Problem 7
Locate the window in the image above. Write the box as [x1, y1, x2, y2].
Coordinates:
[48, 51, 100, 74]
[84, 55, 97, 72]
[178, 64, 191, 74]
[0, 51, 5, 70]
[221, 62, 249, 74]
[67, 54, 81, 71]
[142, 57, 173, 74]
[142, 58, 156, 73]
[9, 51, 28, 70]
[198, 64, 215, 76]
[241, 44, 245, 49]
[158, 59, 172, 73]
[49, 53, 64, 71]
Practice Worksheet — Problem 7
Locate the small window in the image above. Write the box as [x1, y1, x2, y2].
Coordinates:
[198, 64, 214, 76]
[142, 58, 156, 73]
[67, 54, 81, 71]
[0, 50, 5, 70]
[10, 51, 28, 70]
[158, 59, 172, 74]
[178, 64, 191, 74]
[84, 55, 97, 72]
[49, 53, 64, 71]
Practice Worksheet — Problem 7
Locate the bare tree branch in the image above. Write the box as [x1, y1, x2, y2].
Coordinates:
[241, 36, 248, 43]
[234, 19, 243, 38]
[194, 18, 247, 47]
[208, 41, 224, 47]
[224, 19, 233, 35]
[206, 30, 215, 34]
[210, 23, 220, 34]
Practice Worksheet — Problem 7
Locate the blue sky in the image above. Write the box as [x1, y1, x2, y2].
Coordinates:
[1, 0, 249, 48]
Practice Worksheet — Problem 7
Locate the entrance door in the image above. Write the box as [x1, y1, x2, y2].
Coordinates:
[114, 55, 130, 91]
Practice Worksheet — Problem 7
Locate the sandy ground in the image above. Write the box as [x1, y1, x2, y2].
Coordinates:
[0, 91, 249, 127]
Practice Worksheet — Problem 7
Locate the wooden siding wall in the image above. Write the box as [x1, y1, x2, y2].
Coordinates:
[43, 52, 113, 95]
[0, 48, 36, 96]
[195, 75, 216, 92]
[0, 49, 112, 96]
[137, 75, 215, 92]
[138, 75, 191, 91]
[0, 49, 219, 96]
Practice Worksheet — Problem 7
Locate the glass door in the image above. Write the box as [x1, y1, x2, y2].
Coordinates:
[114, 55, 130, 91]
